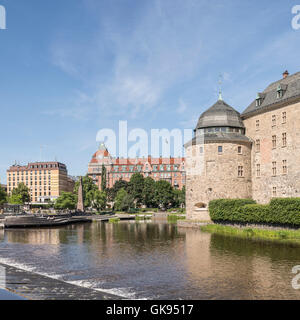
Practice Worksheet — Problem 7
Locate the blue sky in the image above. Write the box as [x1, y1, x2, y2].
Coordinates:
[0, 0, 300, 182]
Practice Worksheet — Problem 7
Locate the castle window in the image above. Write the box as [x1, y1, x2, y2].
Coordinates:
[256, 164, 261, 177]
[282, 133, 287, 147]
[255, 139, 260, 152]
[272, 187, 277, 197]
[282, 160, 287, 174]
[272, 162, 277, 176]
[238, 166, 244, 177]
[282, 112, 287, 124]
[218, 146, 223, 153]
[272, 115, 276, 127]
[199, 147, 204, 154]
[272, 135, 277, 149]
[238, 146, 242, 154]
[256, 120, 260, 130]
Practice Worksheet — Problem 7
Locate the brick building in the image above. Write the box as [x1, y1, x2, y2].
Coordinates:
[185, 70, 300, 220]
[88, 144, 186, 190]
[6, 161, 75, 203]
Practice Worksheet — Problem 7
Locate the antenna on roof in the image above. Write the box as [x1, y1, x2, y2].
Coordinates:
[218, 74, 223, 101]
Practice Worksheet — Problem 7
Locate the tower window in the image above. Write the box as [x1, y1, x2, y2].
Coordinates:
[272, 187, 277, 197]
[238, 166, 244, 177]
[255, 139, 260, 152]
[256, 164, 261, 177]
[256, 120, 260, 130]
[218, 146, 223, 153]
[282, 112, 287, 124]
[238, 146, 242, 154]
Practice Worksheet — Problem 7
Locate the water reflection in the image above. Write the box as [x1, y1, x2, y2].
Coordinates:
[1, 222, 300, 299]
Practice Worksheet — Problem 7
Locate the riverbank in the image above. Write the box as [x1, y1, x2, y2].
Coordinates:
[200, 224, 300, 245]
[0, 263, 123, 300]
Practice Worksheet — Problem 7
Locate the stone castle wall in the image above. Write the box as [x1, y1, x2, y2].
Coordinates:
[185, 141, 252, 220]
[243, 100, 300, 203]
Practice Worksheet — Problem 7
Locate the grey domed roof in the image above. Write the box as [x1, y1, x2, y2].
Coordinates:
[195, 99, 244, 130]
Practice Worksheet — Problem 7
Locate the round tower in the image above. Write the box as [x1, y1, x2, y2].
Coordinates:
[185, 98, 252, 220]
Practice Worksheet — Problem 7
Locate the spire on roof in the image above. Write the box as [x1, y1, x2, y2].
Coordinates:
[218, 74, 223, 101]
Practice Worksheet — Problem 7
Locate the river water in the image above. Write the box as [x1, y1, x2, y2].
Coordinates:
[0, 220, 300, 300]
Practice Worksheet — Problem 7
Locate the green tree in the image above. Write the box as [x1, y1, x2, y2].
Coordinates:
[54, 192, 77, 210]
[142, 177, 156, 207]
[0, 185, 7, 205]
[128, 173, 144, 206]
[108, 179, 129, 201]
[173, 186, 186, 208]
[154, 180, 174, 209]
[93, 190, 107, 211]
[74, 175, 97, 208]
[9, 183, 30, 205]
[101, 165, 107, 191]
[114, 188, 134, 212]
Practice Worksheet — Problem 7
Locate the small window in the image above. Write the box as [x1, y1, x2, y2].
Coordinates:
[238, 146, 242, 154]
[282, 133, 287, 147]
[238, 166, 244, 177]
[256, 139, 260, 152]
[218, 146, 223, 153]
[282, 160, 287, 174]
[256, 164, 261, 177]
[272, 187, 277, 197]
[256, 120, 260, 130]
[272, 135, 277, 149]
[282, 112, 287, 124]
[199, 147, 204, 154]
[272, 162, 277, 176]
[272, 115, 276, 127]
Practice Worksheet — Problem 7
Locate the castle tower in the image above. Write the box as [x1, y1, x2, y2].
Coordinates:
[185, 98, 252, 220]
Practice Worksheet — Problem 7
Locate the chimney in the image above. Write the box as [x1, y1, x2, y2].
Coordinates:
[283, 70, 289, 79]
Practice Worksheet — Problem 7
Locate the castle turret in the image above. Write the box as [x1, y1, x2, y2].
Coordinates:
[185, 98, 252, 220]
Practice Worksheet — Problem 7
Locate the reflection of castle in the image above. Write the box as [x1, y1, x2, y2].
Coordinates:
[185, 71, 300, 219]
[88, 144, 186, 190]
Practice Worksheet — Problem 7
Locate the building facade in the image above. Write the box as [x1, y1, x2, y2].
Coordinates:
[88, 144, 186, 190]
[185, 70, 300, 220]
[6, 161, 75, 203]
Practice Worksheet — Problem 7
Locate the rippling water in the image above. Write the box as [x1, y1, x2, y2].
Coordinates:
[0, 220, 300, 300]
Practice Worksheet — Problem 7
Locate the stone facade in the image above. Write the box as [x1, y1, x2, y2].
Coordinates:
[243, 100, 300, 203]
[185, 71, 300, 220]
[186, 141, 252, 220]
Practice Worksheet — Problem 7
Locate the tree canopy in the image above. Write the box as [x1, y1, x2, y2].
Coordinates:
[9, 183, 30, 205]
[114, 188, 134, 212]
[128, 173, 144, 206]
[0, 185, 7, 205]
[54, 192, 77, 210]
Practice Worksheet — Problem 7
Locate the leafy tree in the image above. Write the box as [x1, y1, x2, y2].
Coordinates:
[154, 180, 174, 209]
[74, 175, 97, 208]
[128, 173, 144, 206]
[114, 188, 134, 212]
[108, 179, 129, 201]
[173, 186, 186, 208]
[101, 165, 107, 191]
[0, 185, 7, 205]
[142, 177, 156, 207]
[54, 192, 77, 210]
[9, 183, 30, 205]
[93, 190, 107, 211]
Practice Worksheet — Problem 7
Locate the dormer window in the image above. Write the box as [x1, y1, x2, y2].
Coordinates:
[277, 84, 287, 99]
[256, 93, 265, 107]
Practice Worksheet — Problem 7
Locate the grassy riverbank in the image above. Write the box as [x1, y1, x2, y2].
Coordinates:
[200, 224, 300, 244]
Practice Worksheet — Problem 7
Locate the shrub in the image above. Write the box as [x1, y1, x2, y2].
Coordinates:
[209, 198, 300, 227]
